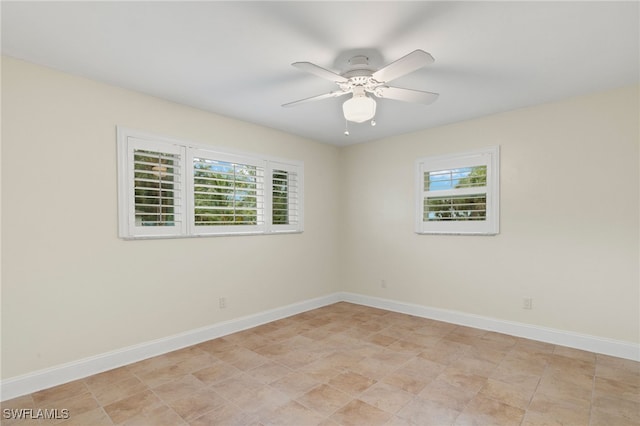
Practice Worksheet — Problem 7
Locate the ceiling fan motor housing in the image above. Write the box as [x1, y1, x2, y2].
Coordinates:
[339, 55, 385, 97]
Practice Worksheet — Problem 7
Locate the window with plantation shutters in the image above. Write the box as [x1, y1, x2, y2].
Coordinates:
[117, 127, 303, 239]
[416, 146, 499, 235]
[118, 137, 187, 238]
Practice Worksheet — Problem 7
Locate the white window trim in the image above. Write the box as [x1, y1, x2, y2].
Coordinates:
[117, 127, 304, 239]
[415, 146, 500, 235]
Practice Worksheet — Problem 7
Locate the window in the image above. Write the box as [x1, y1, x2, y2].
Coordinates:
[415, 146, 499, 235]
[117, 127, 303, 239]
[269, 163, 301, 232]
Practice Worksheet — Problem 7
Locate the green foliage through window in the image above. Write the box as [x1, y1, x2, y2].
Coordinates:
[424, 195, 487, 221]
[193, 158, 261, 226]
[423, 165, 487, 222]
[133, 150, 178, 226]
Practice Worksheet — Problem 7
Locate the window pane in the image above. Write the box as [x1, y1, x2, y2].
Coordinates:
[133, 150, 180, 226]
[425, 166, 487, 191]
[423, 194, 487, 221]
[193, 158, 262, 226]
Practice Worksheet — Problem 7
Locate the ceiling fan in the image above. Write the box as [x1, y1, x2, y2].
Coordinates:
[283, 49, 439, 127]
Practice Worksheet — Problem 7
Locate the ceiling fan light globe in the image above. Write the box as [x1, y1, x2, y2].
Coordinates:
[343, 95, 376, 123]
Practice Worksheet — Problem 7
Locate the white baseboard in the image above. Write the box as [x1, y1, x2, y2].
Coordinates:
[2, 291, 637, 401]
[339, 292, 640, 363]
[0, 293, 341, 402]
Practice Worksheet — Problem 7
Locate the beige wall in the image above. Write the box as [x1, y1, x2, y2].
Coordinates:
[1, 57, 342, 378]
[339, 85, 639, 343]
[2, 57, 638, 380]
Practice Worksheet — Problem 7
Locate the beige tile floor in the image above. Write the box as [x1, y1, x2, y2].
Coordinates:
[2, 302, 639, 425]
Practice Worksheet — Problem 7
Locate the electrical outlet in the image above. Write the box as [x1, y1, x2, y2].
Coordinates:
[523, 298, 533, 310]
[380, 279, 387, 289]
[219, 297, 227, 309]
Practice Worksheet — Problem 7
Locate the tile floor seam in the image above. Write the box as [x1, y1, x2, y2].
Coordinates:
[522, 374, 543, 417]
[85, 378, 129, 408]
[447, 387, 478, 426]
[587, 372, 597, 426]
[297, 391, 351, 421]
[186, 394, 242, 425]
[182, 400, 221, 425]
[146, 387, 188, 422]
[101, 406, 115, 426]
[82, 389, 106, 421]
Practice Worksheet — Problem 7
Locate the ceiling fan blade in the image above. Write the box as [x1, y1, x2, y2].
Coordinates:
[282, 90, 349, 108]
[292, 62, 348, 83]
[375, 86, 439, 104]
[371, 50, 435, 83]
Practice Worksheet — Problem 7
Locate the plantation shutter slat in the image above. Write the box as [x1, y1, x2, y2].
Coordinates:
[423, 194, 487, 221]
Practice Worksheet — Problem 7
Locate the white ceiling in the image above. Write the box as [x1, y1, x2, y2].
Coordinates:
[2, 1, 638, 146]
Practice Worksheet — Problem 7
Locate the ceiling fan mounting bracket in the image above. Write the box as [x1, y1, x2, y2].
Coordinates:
[348, 55, 369, 67]
[342, 54, 375, 79]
